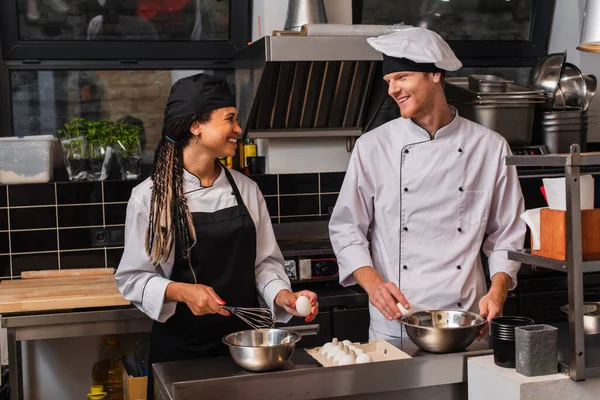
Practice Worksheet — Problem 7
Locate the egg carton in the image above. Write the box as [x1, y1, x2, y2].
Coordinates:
[305, 339, 411, 367]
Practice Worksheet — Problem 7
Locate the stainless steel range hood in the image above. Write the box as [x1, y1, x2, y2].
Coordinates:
[235, 36, 386, 140]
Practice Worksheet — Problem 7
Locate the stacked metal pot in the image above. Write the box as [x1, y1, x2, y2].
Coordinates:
[445, 76, 546, 145]
[530, 52, 597, 153]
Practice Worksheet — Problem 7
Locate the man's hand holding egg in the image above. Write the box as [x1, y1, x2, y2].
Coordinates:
[275, 289, 319, 322]
[366, 280, 411, 320]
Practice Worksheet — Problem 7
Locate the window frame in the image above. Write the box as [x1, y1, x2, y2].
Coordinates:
[0, 0, 251, 61]
[352, 0, 556, 67]
[0, 60, 236, 138]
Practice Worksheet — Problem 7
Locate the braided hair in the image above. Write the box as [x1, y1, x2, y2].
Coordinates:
[145, 111, 213, 265]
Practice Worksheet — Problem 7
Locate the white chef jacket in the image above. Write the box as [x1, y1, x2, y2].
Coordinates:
[115, 167, 293, 324]
[329, 107, 526, 338]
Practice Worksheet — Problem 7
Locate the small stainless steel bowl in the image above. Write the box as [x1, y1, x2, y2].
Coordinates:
[560, 303, 600, 335]
[222, 328, 301, 372]
[399, 310, 486, 353]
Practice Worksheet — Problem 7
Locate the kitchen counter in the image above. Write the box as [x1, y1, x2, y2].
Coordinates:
[1, 283, 367, 400]
[153, 337, 492, 400]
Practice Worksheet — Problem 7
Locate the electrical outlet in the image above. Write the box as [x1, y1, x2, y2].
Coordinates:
[92, 227, 124, 247]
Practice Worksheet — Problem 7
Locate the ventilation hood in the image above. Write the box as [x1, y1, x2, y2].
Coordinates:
[235, 36, 387, 140]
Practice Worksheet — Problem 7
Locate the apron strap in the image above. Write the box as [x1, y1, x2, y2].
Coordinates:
[222, 165, 248, 212]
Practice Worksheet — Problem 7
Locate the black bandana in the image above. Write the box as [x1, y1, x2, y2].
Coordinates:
[163, 73, 236, 142]
[382, 54, 444, 76]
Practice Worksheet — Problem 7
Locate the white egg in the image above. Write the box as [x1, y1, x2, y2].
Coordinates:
[295, 296, 312, 317]
[354, 348, 365, 355]
[356, 353, 373, 364]
[333, 350, 346, 365]
[338, 353, 356, 366]
[327, 343, 343, 360]
[397, 302, 413, 317]
[320, 342, 333, 356]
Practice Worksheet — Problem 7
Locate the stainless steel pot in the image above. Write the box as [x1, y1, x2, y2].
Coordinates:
[399, 310, 486, 353]
[560, 303, 600, 335]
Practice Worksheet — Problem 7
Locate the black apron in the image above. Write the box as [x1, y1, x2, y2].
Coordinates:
[147, 167, 259, 399]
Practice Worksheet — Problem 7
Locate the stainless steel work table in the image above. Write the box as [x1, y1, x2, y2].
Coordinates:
[153, 337, 492, 400]
[1, 306, 151, 400]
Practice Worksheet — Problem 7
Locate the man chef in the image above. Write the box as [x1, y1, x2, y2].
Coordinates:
[328, 27, 526, 340]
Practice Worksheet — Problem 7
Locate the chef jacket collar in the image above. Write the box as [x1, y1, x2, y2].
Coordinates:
[404, 105, 460, 141]
[182, 164, 225, 191]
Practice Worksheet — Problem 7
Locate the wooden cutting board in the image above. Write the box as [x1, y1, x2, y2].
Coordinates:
[0, 274, 130, 313]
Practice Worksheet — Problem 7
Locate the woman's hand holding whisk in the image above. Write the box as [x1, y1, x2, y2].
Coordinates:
[275, 289, 319, 322]
[165, 282, 230, 317]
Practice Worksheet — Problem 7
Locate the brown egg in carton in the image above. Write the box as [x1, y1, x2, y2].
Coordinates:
[305, 338, 412, 367]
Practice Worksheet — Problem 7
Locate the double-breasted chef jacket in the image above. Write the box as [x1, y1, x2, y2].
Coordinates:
[329, 106, 526, 338]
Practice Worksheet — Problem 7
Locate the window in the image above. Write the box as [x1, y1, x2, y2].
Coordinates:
[0, 0, 249, 60]
[17, 0, 229, 42]
[8, 68, 235, 162]
[357, 0, 534, 41]
[352, 0, 555, 65]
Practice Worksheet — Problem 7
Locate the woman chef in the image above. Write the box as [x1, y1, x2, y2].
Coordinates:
[329, 27, 525, 340]
[115, 74, 319, 399]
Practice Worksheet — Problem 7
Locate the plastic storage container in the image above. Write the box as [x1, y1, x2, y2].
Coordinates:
[92, 338, 124, 400]
[0, 135, 55, 184]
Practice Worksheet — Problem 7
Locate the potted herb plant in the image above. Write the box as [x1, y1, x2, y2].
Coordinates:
[85, 119, 114, 181]
[57, 117, 88, 181]
[112, 121, 142, 180]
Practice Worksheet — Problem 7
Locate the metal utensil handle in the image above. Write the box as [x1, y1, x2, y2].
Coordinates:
[280, 324, 320, 336]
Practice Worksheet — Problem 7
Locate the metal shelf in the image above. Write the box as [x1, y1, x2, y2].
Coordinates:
[506, 144, 590, 381]
[508, 250, 600, 273]
[506, 152, 600, 167]
[247, 128, 362, 140]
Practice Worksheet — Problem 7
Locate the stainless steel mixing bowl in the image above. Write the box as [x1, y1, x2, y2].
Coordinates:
[529, 52, 566, 109]
[222, 328, 301, 372]
[399, 310, 486, 353]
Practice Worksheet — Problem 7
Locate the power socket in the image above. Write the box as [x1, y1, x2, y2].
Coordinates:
[92, 227, 125, 247]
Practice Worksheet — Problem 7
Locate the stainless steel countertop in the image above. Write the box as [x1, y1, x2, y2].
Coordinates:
[153, 336, 492, 400]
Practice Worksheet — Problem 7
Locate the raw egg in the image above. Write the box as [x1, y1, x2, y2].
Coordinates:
[295, 296, 312, 317]
[397, 302, 413, 317]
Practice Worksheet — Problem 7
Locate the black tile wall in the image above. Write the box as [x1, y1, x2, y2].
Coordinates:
[0, 255, 10, 277]
[104, 181, 139, 202]
[105, 203, 127, 225]
[265, 197, 278, 217]
[9, 184, 55, 206]
[0, 186, 6, 207]
[0, 209, 7, 231]
[58, 205, 103, 227]
[251, 175, 277, 196]
[12, 253, 59, 276]
[279, 174, 319, 195]
[11, 230, 57, 253]
[10, 207, 56, 230]
[107, 248, 124, 269]
[280, 195, 320, 216]
[59, 228, 95, 250]
[320, 172, 345, 193]
[57, 182, 103, 204]
[0, 172, 346, 278]
[321, 194, 339, 215]
[0, 232, 8, 254]
[61, 249, 106, 269]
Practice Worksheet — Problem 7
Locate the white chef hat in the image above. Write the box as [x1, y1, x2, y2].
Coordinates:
[367, 26, 462, 75]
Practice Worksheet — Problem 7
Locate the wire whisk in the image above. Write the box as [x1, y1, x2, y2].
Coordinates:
[223, 306, 275, 330]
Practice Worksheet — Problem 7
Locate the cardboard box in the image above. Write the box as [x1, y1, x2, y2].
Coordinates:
[532, 208, 600, 261]
[122, 357, 147, 400]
